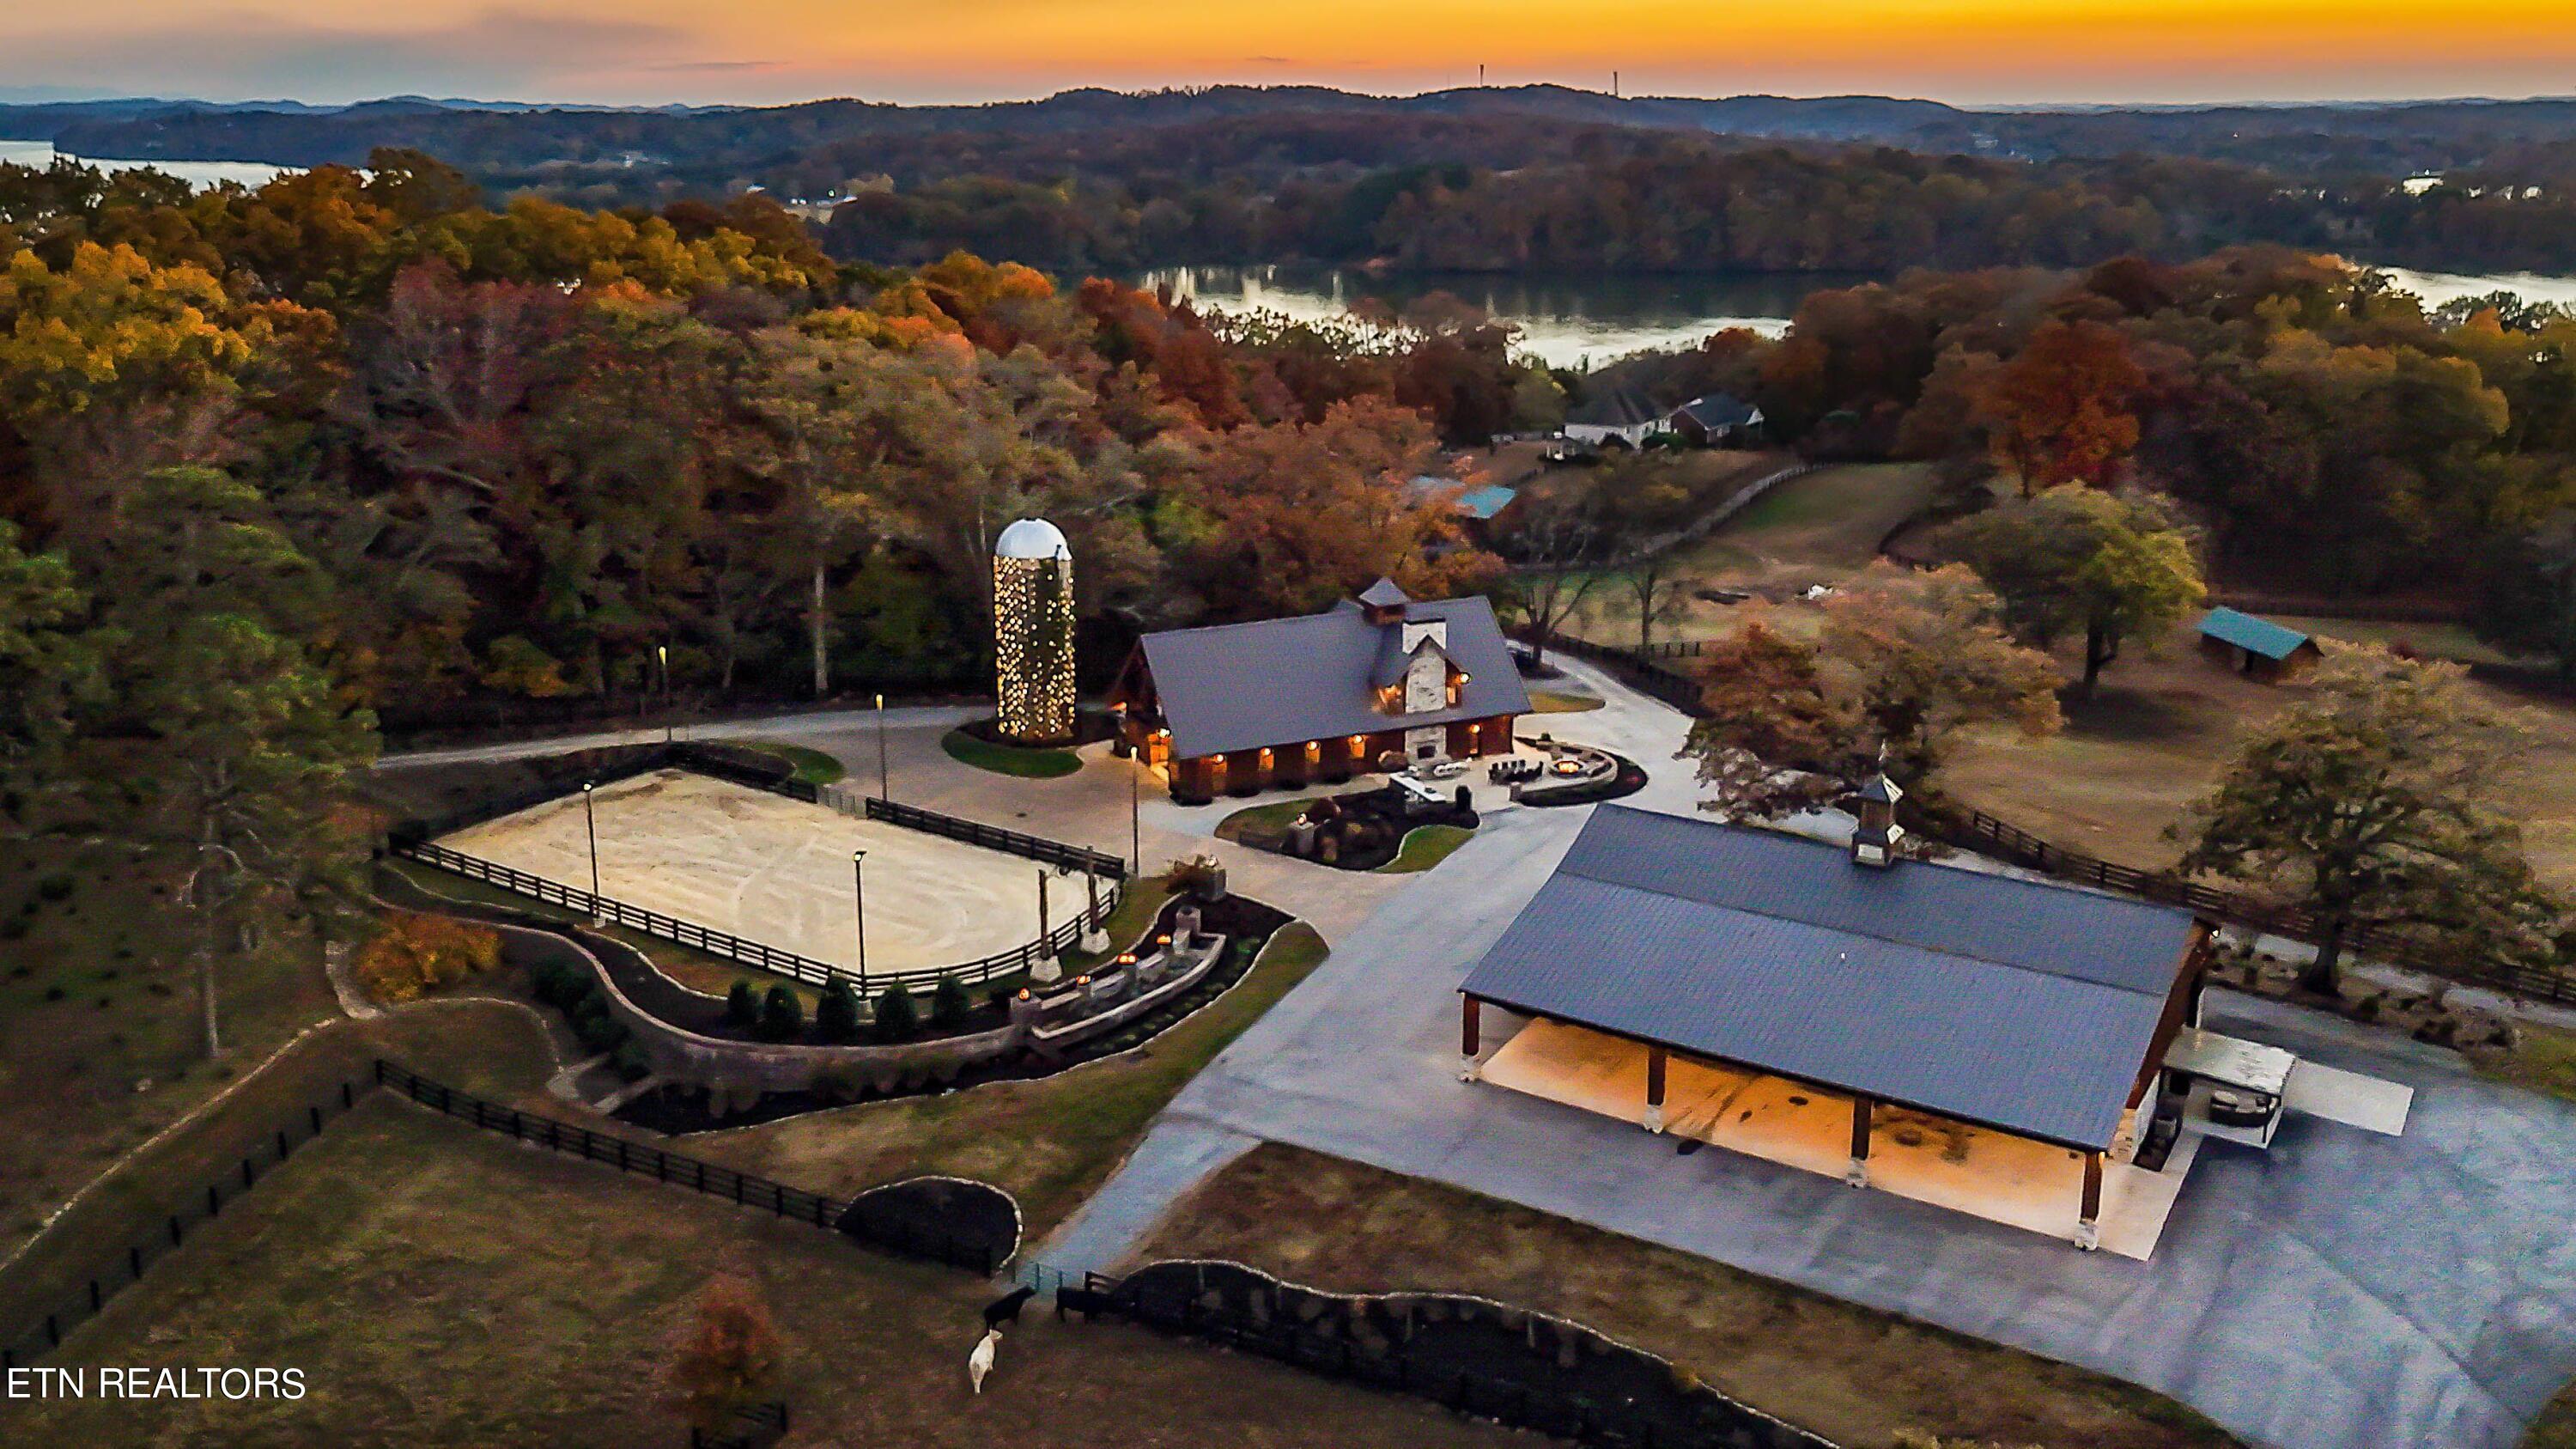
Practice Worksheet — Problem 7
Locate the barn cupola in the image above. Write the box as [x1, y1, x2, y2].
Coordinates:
[1850, 773, 1906, 869]
[1357, 576, 1412, 625]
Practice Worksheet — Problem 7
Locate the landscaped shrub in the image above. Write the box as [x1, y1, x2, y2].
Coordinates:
[353, 911, 504, 1004]
[531, 957, 588, 1008]
[726, 980, 760, 1028]
[757, 986, 804, 1043]
[574, 995, 626, 1052]
[872, 986, 918, 1042]
[611, 1037, 653, 1081]
[817, 980, 861, 1043]
[931, 975, 973, 1030]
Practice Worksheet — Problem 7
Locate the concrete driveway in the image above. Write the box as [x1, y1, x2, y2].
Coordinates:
[1042, 661, 2576, 1449]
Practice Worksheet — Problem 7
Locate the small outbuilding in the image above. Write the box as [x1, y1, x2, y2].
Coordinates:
[2196, 606, 2322, 681]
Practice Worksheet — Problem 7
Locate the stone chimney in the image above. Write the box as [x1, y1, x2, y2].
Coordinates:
[1850, 773, 1905, 869]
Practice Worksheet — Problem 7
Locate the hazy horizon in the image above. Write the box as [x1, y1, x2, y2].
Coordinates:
[6, 1, 2574, 113]
[9, 81, 2576, 115]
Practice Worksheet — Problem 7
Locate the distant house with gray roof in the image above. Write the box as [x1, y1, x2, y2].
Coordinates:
[1669, 392, 1765, 447]
[1109, 580, 1530, 801]
[1458, 801, 2215, 1249]
[2196, 606, 2322, 681]
[1563, 383, 1671, 448]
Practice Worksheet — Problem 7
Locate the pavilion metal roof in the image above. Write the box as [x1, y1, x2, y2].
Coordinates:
[1139, 593, 1531, 760]
[2198, 606, 2315, 661]
[1458, 806, 2202, 1149]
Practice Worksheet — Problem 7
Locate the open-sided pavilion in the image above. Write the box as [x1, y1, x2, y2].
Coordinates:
[1458, 803, 2217, 1253]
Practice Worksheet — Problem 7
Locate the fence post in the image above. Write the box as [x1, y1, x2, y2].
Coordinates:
[129, 1245, 143, 1280]
[310, 1105, 324, 1135]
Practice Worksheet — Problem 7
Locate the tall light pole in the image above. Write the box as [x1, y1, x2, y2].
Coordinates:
[1114, 701, 1139, 874]
[875, 691, 889, 801]
[851, 849, 869, 994]
[656, 644, 671, 745]
[580, 782, 601, 903]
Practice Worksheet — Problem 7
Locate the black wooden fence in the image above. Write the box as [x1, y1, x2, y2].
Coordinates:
[1528, 627, 2576, 1008]
[690, 1402, 789, 1449]
[371, 1062, 1008, 1275]
[1048, 1263, 1831, 1449]
[0, 1075, 375, 1371]
[864, 796, 1127, 880]
[386, 752, 1123, 993]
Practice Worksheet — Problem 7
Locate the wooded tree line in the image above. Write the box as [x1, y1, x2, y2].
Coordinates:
[823, 141, 2576, 276]
[1600, 247, 2576, 645]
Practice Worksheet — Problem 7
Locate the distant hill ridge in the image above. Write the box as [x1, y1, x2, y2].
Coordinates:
[12, 83, 2576, 186]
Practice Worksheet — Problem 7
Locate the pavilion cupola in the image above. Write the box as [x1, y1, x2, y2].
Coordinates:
[1850, 773, 1906, 869]
[1357, 576, 1412, 625]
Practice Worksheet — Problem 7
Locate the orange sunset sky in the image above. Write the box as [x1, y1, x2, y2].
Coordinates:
[2, 0, 2573, 107]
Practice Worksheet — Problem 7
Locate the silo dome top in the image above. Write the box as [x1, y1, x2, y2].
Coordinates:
[993, 518, 1070, 560]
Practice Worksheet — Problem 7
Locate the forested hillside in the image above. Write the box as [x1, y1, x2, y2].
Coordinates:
[17, 87, 2576, 275]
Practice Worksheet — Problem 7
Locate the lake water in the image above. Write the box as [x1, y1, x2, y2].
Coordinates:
[1145, 261, 2576, 368]
[2372, 265, 2576, 314]
[1140, 265, 1862, 368]
[0, 138, 289, 189]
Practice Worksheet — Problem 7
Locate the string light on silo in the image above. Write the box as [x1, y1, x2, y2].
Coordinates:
[993, 518, 1078, 743]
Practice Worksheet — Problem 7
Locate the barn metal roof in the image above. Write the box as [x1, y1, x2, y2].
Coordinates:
[2198, 606, 2314, 661]
[1458, 806, 2201, 1149]
[1139, 593, 1531, 760]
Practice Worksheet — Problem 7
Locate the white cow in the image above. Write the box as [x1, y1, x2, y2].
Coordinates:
[966, 1326, 1001, 1394]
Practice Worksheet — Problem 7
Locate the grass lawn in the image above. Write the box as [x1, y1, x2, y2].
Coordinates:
[0, 838, 338, 1269]
[1565, 462, 1946, 647]
[2473, 1024, 2576, 1105]
[1132, 1143, 2244, 1449]
[0, 997, 563, 1348]
[20, 1100, 1522, 1449]
[941, 729, 1081, 779]
[678, 924, 1332, 1239]
[732, 738, 848, 785]
[1212, 795, 1330, 844]
[1527, 689, 1606, 713]
[1939, 624, 2576, 889]
[1062, 873, 1178, 976]
[1377, 825, 1475, 874]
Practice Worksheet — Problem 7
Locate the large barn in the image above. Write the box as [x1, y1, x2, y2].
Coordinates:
[1109, 579, 1531, 800]
[1458, 801, 2218, 1251]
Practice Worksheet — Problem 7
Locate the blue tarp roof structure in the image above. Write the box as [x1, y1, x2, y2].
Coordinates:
[1459, 807, 2202, 1149]
[2198, 606, 2315, 661]
[1407, 476, 1518, 520]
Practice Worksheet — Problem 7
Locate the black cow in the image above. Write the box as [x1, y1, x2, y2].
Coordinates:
[981, 1285, 1039, 1330]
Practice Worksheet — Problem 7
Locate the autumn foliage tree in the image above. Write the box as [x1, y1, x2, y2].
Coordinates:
[1168, 398, 1497, 619]
[1683, 567, 2063, 813]
[1941, 485, 2205, 695]
[352, 910, 502, 1003]
[2176, 652, 2569, 993]
[1974, 320, 2148, 494]
[663, 1274, 783, 1434]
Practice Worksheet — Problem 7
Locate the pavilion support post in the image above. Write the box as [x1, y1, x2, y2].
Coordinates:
[1458, 997, 1482, 1081]
[2076, 1150, 2105, 1251]
[1845, 1094, 1873, 1187]
[1643, 1045, 1668, 1134]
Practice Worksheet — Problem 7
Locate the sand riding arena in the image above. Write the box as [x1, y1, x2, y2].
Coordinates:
[433, 770, 1078, 980]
